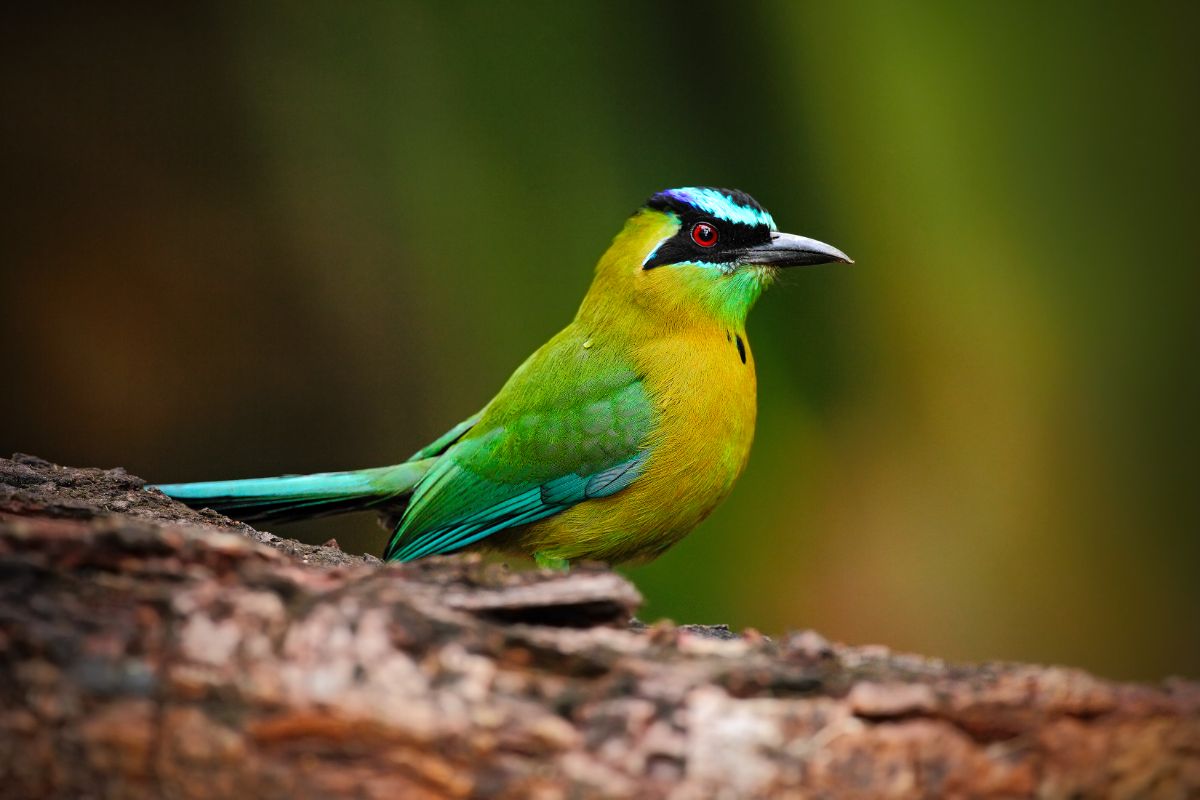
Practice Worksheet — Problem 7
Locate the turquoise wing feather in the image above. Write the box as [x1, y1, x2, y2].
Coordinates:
[383, 341, 654, 562]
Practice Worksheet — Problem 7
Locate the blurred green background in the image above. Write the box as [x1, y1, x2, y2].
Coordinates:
[2, 3, 1196, 680]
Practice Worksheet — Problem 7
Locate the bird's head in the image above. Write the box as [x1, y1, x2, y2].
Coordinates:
[581, 187, 851, 330]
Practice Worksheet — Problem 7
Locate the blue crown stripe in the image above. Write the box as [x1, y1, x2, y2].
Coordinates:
[662, 187, 776, 229]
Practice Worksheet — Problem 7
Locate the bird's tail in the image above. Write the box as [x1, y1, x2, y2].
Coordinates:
[150, 459, 436, 524]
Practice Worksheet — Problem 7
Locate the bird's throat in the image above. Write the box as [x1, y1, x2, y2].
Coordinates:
[578, 211, 769, 334]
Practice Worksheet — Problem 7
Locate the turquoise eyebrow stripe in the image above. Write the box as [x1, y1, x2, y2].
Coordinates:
[665, 187, 776, 229]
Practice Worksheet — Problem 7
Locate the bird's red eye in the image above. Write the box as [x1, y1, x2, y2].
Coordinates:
[691, 222, 718, 247]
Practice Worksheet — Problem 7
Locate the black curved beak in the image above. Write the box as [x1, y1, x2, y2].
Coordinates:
[739, 231, 853, 267]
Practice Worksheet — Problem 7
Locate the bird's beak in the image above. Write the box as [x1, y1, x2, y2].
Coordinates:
[738, 231, 853, 268]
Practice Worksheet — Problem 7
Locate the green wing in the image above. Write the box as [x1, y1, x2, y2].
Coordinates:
[383, 335, 654, 562]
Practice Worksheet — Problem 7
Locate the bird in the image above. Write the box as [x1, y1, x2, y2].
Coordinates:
[153, 187, 851, 569]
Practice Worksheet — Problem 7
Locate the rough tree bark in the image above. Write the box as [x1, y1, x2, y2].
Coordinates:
[0, 454, 1197, 799]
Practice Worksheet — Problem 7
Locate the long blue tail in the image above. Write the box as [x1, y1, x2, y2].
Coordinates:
[151, 459, 435, 524]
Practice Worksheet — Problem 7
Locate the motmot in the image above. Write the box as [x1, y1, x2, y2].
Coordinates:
[154, 188, 851, 569]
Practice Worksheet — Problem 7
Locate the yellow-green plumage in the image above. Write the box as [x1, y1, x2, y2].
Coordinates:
[488, 210, 760, 563]
[152, 187, 850, 567]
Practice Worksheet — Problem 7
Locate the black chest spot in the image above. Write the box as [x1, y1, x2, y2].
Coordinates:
[735, 334, 746, 365]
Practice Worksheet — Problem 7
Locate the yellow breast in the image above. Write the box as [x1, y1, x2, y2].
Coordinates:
[517, 322, 757, 563]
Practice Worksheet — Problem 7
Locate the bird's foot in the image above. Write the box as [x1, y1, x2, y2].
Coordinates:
[533, 551, 570, 572]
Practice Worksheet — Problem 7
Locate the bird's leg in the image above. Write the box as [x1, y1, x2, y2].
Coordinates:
[533, 551, 570, 572]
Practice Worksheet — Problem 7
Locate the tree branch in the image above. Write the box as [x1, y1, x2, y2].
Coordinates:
[1, 454, 1197, 798]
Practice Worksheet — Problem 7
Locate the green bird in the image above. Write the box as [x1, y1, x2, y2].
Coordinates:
[154, 188, 850, 568]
